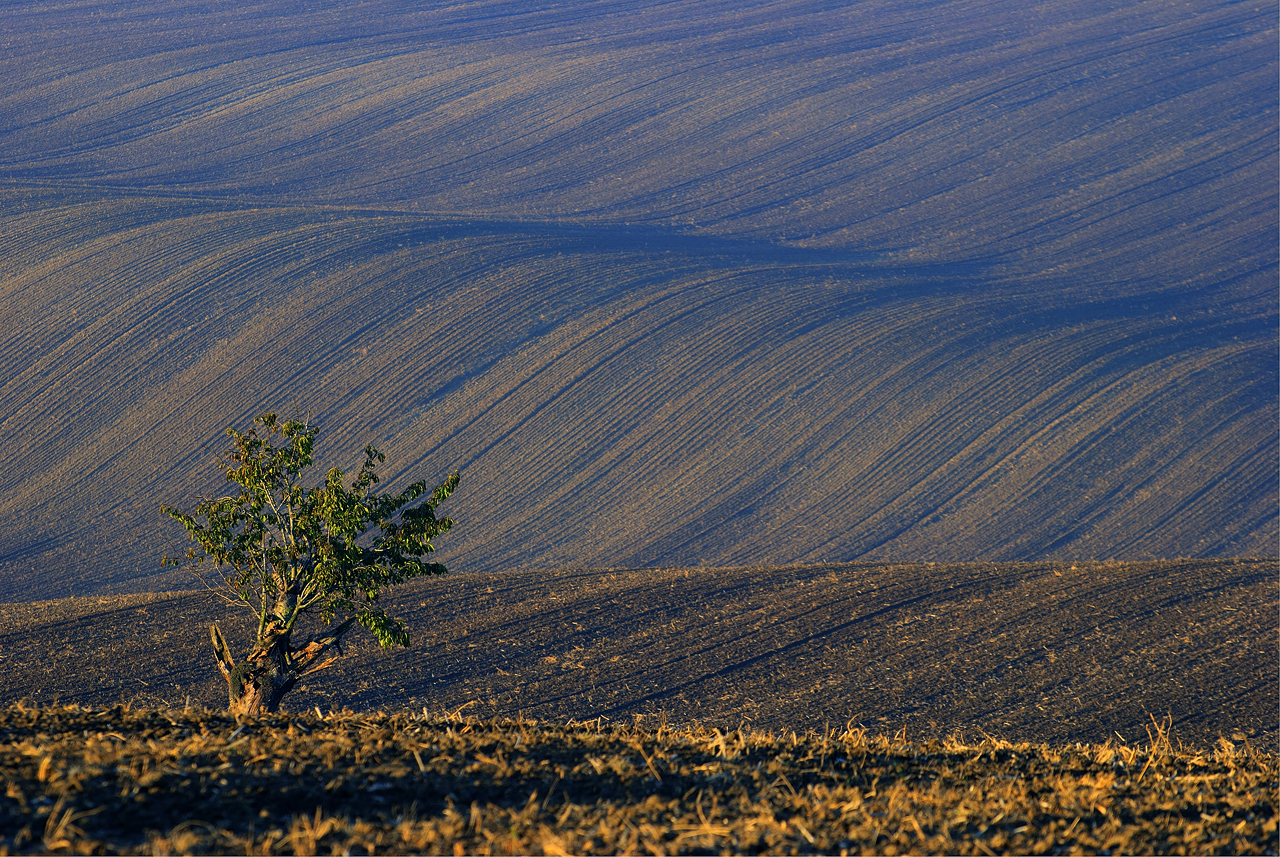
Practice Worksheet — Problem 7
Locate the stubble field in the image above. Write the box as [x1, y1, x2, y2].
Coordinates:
[2, 704, 1276, 855]
[1, 557, 1277, 855]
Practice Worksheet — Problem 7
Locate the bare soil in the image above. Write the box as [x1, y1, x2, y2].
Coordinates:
[1, 560, 1273, 749]
[0, 0, 1275, 601]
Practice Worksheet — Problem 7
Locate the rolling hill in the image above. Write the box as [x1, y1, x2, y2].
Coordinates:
[0, 0, 1275, 600]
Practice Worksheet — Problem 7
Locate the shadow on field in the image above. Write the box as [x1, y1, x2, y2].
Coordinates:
[0, 560, 1273, 747]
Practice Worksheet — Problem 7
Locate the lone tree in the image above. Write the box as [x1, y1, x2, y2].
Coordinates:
[163, 413, 459, 715]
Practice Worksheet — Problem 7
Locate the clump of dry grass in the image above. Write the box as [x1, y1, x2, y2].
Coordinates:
[0, 703, 1274, 855]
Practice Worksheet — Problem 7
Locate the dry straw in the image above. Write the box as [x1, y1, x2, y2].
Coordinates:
[1, 703, 1274, 855]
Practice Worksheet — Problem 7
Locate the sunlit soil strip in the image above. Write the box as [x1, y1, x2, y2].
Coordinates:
[0, 705, 1273, 855]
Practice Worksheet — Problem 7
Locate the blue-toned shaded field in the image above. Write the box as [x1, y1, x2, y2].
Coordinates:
[0, 0, 1274, 599]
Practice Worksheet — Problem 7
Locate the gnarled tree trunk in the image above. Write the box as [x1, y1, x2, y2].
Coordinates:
[210, 619, 354, 714]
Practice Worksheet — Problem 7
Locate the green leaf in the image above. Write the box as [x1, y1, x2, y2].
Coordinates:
[162, 412, 459, 666]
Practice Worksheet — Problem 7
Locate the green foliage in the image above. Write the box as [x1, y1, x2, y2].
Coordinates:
[163, 413, 458, 649]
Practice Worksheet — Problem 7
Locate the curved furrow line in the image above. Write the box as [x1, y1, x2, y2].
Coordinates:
[0, 198, 162, 279]
[427, 272, 793, 540]
[557, 293, 855, 480]
[129, 246, 420, 431]
[759, 323, 1018, 520]
[751, 330, 1134, 560]
[381, 257, 696, 432]
[420, 574, 771, 670]
[0, 184, 1273, 596]
[0, 276, 314, 509]
[217, 56, 521, 164]
[204, 60, 511, 158]
[824, 116, 1271, 256]
[849, 319, 1208, 493]
[982, 127, 1276, 262]
[393, 266, 770, 485]
[981, 344, 1259, 521]
[777, 326, 1223, 561]
[1145, 438, 1276, 556]
[622, 18, 1257, 230]
[0, 212, 265, 424]
[504, 351, 793, 530]
[379, 293, 640, 472]
[0, 199, 224, 331]
[539, 269, 832, 432]
[0, 207, 430, 501]
[440, 301, 814, 550]
[0, 0, 1269, 291]
[5, 61, 331, 158]
[918, 350, 1241, 551]
[829, 333, 1189, 555]
[1061, 364, 1276, 558]
[498, 296, 987, 565]
[923, 343, 1270, 559]
[340, 246, 691, 419]
[810, 91, 1263, 259]
[0, 212, 339, 466]
[499, 570, 890, 704]
[0, 35, 428, 153]
[619, 340, 962, 550]
[141, 225, 514, 427]
[363, 54, 741, 188]
[626, 309, 932, 484]
[1068, 419, 1273, 560]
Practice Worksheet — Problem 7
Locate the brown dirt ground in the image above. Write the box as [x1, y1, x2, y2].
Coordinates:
[0, 559, 1273, 749]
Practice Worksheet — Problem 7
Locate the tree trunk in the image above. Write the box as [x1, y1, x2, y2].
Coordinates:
[210, 619, 354, 714]
[228, 622, 293, 715]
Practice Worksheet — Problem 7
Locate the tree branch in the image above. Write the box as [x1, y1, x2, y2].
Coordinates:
[209, 623, 236, 681]
[290, 617, 356, 676]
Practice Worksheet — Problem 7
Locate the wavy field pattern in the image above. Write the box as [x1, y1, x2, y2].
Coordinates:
[0, 0, 1275, 598]
[3, 0, 1275, 273]
[0, 189, 1272, 598]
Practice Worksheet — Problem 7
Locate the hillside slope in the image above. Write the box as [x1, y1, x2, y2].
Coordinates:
[0, 191, 1274, 598]
[2, 560, 1274, 747]
[0, 0, 1275, 598]
[2, 0, 1274, 280]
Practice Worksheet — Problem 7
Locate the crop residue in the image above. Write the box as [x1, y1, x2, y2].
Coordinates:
[1, 704, 1275, 855]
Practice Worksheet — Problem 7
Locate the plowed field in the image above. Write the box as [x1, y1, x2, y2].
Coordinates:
[0, 0, 1276, 600]
[2, 0, 1273, 277]
[2, 560, 1273, 748]
[0, 190, 1274, 600]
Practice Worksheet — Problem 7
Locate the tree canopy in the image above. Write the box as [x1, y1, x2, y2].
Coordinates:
[163, 413, 458, 712]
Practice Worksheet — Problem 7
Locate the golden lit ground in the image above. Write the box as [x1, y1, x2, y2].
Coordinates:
[0, 705, 1274, 855]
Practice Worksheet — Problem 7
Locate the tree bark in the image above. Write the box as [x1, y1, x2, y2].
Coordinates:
[210, 618, 355, 715]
